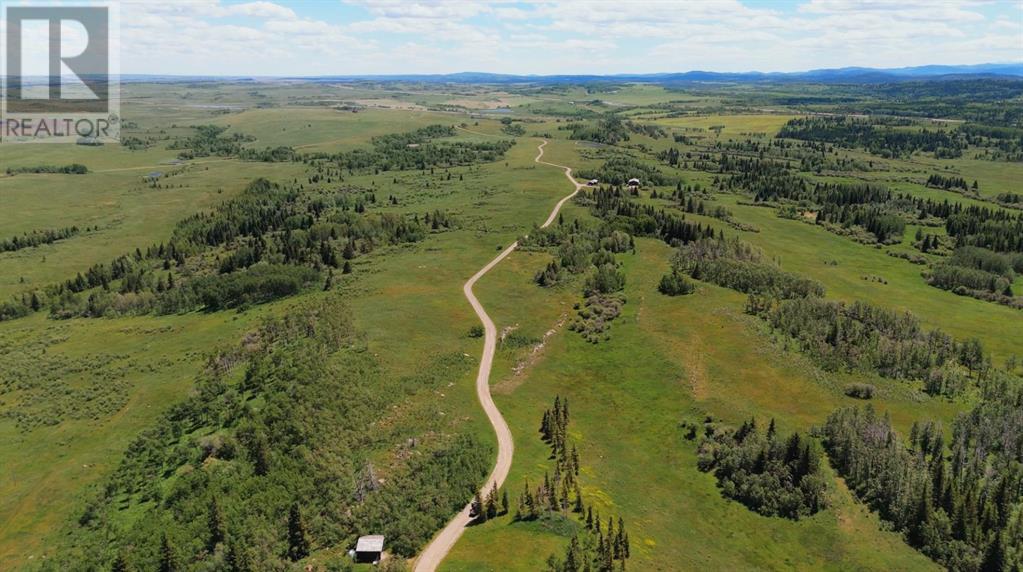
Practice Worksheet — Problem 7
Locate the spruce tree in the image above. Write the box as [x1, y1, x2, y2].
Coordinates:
[225, 541, 251, 572]
[208, 497, 226, 551]
[159, 534, 178, 572]
[111, 552, 130, 572]
[287, 502, 310, 561]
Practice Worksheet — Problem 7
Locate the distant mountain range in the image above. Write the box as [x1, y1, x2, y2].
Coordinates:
[116, 63, 1023, 85]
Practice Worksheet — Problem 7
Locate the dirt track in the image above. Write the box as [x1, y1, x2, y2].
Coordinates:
[412, 140, 584, 572]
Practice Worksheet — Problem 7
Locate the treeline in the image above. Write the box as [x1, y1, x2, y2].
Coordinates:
[697, 417, 828, 519]
[41, 299, 491, 570]
[671, 237, 824, 299]
[5, 163, 87, 175]
[0, 226, 80, 253]
[304, 124, 514, 175]
[823, 382, 1023, 571]
[56, 264, 321, 318]
[777, 116, 968, 159]
[515, 396, 632, 572]
[746, 296, 988, 396]
[825, 80, 1023, 127]
[715, 156, 909, 244]
[720, 152, 1023, 252]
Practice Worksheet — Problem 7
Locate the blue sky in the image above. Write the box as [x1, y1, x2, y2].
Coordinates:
[107, 0, 1023, 76]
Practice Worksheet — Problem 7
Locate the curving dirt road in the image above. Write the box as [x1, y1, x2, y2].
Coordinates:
[413, 140, 584, 572]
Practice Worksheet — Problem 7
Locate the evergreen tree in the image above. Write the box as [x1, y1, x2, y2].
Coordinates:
[225, 541, 251, 572]
[208, 497, 226, 550]
[159, 534, 178, 572]
[111, 552, 130, 572]
[287, 502, 310, 561]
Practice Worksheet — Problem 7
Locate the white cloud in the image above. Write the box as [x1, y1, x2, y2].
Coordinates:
[97, 0, 1023, 75]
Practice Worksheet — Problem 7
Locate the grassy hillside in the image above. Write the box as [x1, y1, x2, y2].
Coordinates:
[1, 80, 1019, 571]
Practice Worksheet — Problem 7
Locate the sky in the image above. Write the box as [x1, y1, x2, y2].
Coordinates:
[6, 0, 1023, 76]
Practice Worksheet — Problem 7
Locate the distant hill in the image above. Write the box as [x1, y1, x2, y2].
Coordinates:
[114, 63, 1023, 85]
[285, 63, 1023, 85]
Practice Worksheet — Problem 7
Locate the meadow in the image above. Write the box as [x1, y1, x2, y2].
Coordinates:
[0, 79, 1019, 570]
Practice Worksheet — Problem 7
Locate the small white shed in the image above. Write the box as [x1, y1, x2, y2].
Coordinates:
[355, 535, 385, 563]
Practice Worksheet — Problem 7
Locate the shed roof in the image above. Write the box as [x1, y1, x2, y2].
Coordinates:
[356, 535, 385, 553]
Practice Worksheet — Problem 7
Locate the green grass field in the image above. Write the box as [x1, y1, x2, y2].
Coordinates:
[1, 80, 1019, 571]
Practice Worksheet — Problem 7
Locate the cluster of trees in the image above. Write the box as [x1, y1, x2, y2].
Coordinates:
[52, 264, 319, 318]
[823, 389, 1023, 571]
[5, 163, 87, 175]
[43, 299, 491, 570]
[746, 296, 989, 396]
[958, 123, 1023, 161]
[21, 178, 448, 319]
[576, 154, 675, 186]
[946, 206, 1023, 254]
[926, 174, 974, 193]
[521, 217, 631, 343]
[305, 124, 514, 175]
[514, 397, 632, 572]
[713, 156, 915, 244]
[818, 203, 906, 244]
[516, 396, 582, 520]
[545, 515, 631, 572]
[471, 482, 510, 524]
[583, 187, 717, 246]
[564, 115, 630, 145]
[658, 270, 695, 296]
[624, 120, 667, 139]
[777, 116, 968, 158]
[927, 246, 1022, 308]
[0, 226, 80, 253]
[168, 124, 256, 159]
[671, 237, 825, 299]
[522, 217, 633, 289]
[823, 80, 1023, 127]
[996, 192, 1023, 208]
[500, 117, 526, 136]
[697, 418, 828, 519]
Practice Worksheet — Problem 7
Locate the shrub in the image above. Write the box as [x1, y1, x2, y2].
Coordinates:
[843, 383, 875, 399]
[658, 271, 695, 296]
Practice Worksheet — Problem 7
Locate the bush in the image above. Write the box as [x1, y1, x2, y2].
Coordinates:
[843, 383, 876, 399]
[583, 264, 625, 296]
[658, 271, 695, 296]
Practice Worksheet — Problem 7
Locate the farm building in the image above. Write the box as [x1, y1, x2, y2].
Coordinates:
[588, 179, 599, 186]
[354, 535, 385, 563]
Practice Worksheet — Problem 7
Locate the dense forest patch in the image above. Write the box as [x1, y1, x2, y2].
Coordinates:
[823, 375, 1023, 572]
[41, 298, 490, 570]
[697, 417, 828, 519]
